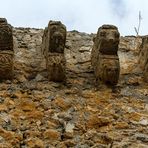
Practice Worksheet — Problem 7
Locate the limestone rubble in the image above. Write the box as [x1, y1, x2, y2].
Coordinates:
[0, 27, 147, 148]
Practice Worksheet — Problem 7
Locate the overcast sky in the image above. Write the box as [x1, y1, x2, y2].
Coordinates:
[0, 0, 148, 35]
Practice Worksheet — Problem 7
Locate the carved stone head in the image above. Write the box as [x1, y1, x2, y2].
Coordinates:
[95, 25, 120, 55]
[48, 21, 66, 53]
[0, 18, 13, 51]
[0, 18, 7, 24]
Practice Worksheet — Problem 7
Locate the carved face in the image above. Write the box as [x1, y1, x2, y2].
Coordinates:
[100, 29, 119, 39]
[49, 24, 66, 53]
[99, 29, 119, 46]
[0, 25, 13, 50]
[95, 26, 120, 54]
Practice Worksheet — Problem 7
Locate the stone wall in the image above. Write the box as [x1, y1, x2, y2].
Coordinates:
[0, 26, 147, 148]
[12, 27, 145, 84]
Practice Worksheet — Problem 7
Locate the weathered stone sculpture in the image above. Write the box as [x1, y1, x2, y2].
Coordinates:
[91, 25, 120, 85]
[0, 18, 14, 80]
[139, 36, 148, 82]
[42, 21, 67, 82]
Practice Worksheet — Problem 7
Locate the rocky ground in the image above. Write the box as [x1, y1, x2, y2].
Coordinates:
[0, 28, 148, 148]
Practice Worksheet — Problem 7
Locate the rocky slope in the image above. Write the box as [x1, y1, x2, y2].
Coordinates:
[0, 28, 147, 148]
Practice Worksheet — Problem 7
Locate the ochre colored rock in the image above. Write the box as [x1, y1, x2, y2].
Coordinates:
[53, 97, 71, 110]
[0, 128, 22, 146]
[43, 129, 61, 140]
[114, 121, 129, 129]
[42, 21, 67, 82]
[0, 104, 8, 111]
[0, 18, 14, 80]
[87, 114, 111, 129]
[25, 110, 44, 119]
[26, 138, 44, 148]
[91, 24, 120, 85]
[17, 99, 36, 112]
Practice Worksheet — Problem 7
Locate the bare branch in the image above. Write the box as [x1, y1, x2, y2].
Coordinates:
[134, 11, 142, 36]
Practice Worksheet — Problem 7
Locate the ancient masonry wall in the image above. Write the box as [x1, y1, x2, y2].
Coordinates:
[0, 17, 147, 85]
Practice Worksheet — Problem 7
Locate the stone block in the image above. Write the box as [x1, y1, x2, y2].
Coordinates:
[0, 18, 13, 80]
[91, 24, 120, 85]
[46, 53, 66, 82]
[42, 21, 67, 82]
[95, 54, 120, 85]
[0, 51, 13, 79]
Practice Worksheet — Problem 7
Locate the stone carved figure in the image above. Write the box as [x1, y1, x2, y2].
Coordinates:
[42, 21, 67, 82]
[139, 36, 148, 82]
[0, 18, 14, 79]
[91, 25, 120, 85]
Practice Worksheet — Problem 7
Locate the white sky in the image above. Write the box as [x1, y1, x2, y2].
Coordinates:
[0, 0, 148, 36]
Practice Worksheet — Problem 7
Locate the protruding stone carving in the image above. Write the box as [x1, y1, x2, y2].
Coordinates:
[0, 18, 14, 79]
[91, 25, 120, 85]
[42, 21, 67, 82]
[139, 36, 148, 82]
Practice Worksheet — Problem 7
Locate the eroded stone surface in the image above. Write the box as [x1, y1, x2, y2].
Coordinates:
[91, 25, 120, 85]
[42, 21, 67, 82]
[0, 27, 147, 147]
